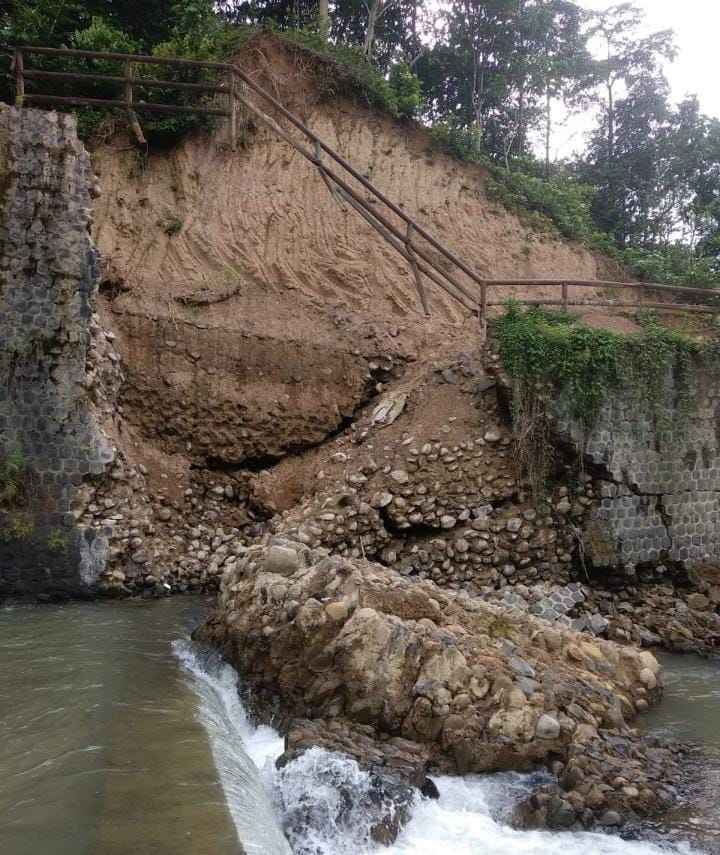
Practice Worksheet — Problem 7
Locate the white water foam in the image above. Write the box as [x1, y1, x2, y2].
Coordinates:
[386, 775, 696, 855]
[175, 641, 697, 855]
[274, 746, 405, 855]
[172, 640, 292, 855]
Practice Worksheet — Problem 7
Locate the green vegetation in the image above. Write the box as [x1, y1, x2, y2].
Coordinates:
[430, 123, 485, 164]
[160, 215, 184, 236]
[0, 513, 35, 543]
[0, 448, 26, 508]
[486, 168, 596, 243]
[277, 28, 421, 118]
[618, 246, 720, 290]
[47, 528, 70, 553]
[0, 449, 34, 542]
[496, 302, 706, 497]
[1, 4, 422, 143]
[1, 1, 241, 144]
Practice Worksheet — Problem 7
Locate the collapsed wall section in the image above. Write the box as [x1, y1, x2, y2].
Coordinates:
[0, 106, 114, 597]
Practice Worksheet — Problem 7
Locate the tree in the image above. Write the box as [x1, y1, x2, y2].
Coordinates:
[416, 0, 515, 150]
[583, 2, 675, 242]
[524, 0, 592, 176]
[417, 0, 590, 165]
[362, 0, 401, 57]
[666, 98, 720, 257]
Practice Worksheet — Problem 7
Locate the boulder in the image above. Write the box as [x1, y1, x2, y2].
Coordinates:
[536, 714, 561, 740]
[263, 544, 301, 576]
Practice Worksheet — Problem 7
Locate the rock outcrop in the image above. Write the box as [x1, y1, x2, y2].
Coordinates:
[201, 535, 682, 831]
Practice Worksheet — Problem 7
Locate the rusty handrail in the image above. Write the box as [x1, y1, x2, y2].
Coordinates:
[10, 45, 720, 327]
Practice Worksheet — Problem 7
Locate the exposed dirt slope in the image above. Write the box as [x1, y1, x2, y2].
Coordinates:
[90, 34, 611, 482]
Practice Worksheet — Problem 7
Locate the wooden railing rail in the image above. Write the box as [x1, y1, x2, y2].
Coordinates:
[9, 45, 720, 329]
[482, 278, 719, 298]
[12, 46, 239, 148]
[14, 45, 235, 70]
[479, 278, 720, 325]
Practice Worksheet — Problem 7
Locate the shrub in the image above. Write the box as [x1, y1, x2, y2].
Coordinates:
[430, 122, 485, 163]
[388, 62, 421, 119]
[0, 449, 34, 542]
[0, 448, 26, 508]
[620, 245, 720, 289]
[47, 529, 70, 553]
[277, 28, 420, 119]
[71, 17, 142, 138]
[485, 170, 596, 242]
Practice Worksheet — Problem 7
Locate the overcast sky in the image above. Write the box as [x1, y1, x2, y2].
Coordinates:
[551, 0, 720, 158]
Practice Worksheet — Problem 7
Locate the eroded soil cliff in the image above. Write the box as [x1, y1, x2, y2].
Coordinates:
[90, 34, 609, 490]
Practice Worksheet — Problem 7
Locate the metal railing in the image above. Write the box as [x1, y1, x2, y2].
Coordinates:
[9, 45, 720, 329]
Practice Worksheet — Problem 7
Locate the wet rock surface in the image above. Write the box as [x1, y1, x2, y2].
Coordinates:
[275, 745, 417, 850]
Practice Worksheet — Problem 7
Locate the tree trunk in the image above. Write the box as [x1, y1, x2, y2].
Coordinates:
[607, 81, 615, 164]
[545, 84, 552, 178]
[364, 2, 379, 57]
[607, 80, 620, 241]
[471, 47, 485, 139]
[318, 0, 329, 39]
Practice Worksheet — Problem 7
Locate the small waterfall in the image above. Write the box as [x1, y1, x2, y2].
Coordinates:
[175, 642, 697, 855]
[172, 641, 292, 855]
[275, 747, 405, 855]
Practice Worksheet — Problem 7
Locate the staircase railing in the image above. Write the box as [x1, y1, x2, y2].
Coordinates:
[9, 45, 720, 329]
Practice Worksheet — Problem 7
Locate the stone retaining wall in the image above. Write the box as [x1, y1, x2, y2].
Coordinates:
[579, 362, 720, 571]
[0, 107, 113, 597]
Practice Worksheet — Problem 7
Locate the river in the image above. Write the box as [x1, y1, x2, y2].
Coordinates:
[0, 597, 711, 855]
[643, 653, 720, 852]
[0, 597, 288, 855]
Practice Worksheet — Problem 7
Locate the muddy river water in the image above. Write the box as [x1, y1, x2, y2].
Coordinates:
[1, 597, 717, 855]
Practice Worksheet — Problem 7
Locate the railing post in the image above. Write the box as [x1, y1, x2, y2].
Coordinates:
[406, 223, 430, 317]
[562, 281, 569, 313]
[124, 59, 133, 108]
[229, 71, 237, 151]
[14, 49, 24, 107]
[480, 281, 488, 338]
[124, 60, 147, 146]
